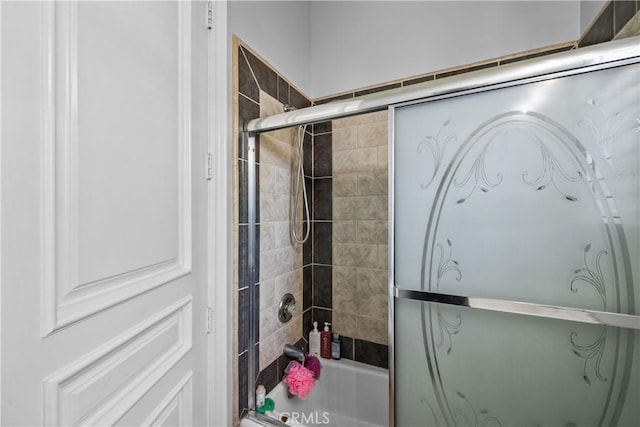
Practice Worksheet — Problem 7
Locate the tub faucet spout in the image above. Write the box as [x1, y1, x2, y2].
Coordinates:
[283, 344, 305, 363]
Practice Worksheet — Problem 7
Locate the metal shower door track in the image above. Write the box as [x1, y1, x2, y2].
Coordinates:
[245, 36, 639, 135]
[394, 288, 640, 330]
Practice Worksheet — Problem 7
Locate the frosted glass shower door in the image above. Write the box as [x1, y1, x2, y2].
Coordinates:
[392, 61, 640, 426]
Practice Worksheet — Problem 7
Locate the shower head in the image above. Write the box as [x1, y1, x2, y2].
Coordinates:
[283, 104, 296, 112]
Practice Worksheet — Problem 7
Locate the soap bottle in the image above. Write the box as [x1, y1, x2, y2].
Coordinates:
[256, 384, 265, 408]
[309, 321, 321, 356]
[331, 333, 341, 360]
[320, 322, 332, 359]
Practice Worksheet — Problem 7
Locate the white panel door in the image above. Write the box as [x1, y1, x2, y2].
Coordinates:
[1, 1, 210, 425]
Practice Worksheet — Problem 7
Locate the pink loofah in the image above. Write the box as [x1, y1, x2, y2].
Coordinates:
[283, 361, 316, 399]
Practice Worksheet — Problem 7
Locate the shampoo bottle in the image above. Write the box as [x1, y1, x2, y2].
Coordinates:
[331, 333, 341, 360]
[256, 384, 265, 408]
[320, 322, 332, 359]
[309, 321, 321, 356]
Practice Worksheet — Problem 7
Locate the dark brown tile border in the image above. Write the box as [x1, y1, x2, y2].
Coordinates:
[291, 86, 312, 109]
[354, 82, 402, 97]
[314, 92, 355, 105]
[238, 50, 259, 103]
[312, 307, 332, 328]
[314, 42, 577, 105]
[435, 61, 499, 80]
[402, 74, 435, 87]
[499, 45, 575, 65]
[354, 339, 389, 369]
[579, 1, 615, 47]
[277, 75, 290, 106]
[614, 0, 637, 34]
[313, 121, 332, 135]
[578, 0, 638, 47]
[312, 265, 332, 309]
[240, 46, 278, 100]
[313, 133, 332, 178]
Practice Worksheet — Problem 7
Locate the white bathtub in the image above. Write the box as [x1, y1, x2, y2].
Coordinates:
[240, 358, 389, 427]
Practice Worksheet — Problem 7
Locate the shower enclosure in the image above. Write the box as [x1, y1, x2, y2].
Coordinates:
[244, 36, 640, 426]
[391, 50, 640, 426]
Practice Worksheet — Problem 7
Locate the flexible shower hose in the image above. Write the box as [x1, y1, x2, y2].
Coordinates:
[291, 125, 310, 244]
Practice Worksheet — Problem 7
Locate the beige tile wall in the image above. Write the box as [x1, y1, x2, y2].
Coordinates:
[258, 91, 304, 370]
[332, 111, 389, 345]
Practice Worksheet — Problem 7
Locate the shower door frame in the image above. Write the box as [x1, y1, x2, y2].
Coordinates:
[242, 36, 640, 426]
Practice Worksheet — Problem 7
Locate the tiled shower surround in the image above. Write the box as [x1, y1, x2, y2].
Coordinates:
[301, 112, 391, 369]
[233, 4, 638, 418]
[331, 112, 389, 365]
[233, 41, 391, 419]
[233, 39, 311, 419]
[234, 40, 573, 419]
[257, 93, 304, 371]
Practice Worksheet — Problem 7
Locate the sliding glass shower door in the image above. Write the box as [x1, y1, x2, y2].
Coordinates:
[392, 58, 639, 426]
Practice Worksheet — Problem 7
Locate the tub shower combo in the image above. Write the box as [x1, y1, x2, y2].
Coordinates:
[240, 37, 640, 426]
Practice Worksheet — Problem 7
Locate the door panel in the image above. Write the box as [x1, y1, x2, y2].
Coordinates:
[392, 58, 640, 425]
[117, 370, 194, 427]
[75, 1, 182, 286]
[395, 299, 640, 427]
[43, 1, 191, 335]
[43, 297, 192, 426]
[1, 1, 208, 425]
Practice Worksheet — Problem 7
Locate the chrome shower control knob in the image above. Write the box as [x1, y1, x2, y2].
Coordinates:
[287, 302, 296, 315]
[278, 293, 296, 323]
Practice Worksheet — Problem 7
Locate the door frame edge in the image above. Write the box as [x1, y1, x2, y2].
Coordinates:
[207, 1, 232, 426]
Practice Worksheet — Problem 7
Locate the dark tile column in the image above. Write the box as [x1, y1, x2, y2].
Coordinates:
[579, 0, 639, 47]
[309, 122, 333, 334]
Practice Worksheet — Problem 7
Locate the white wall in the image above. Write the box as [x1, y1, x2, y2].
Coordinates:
[227, 1, 586, 100]
[309, 1, 581, 98]
[228, 0, 312, 95]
